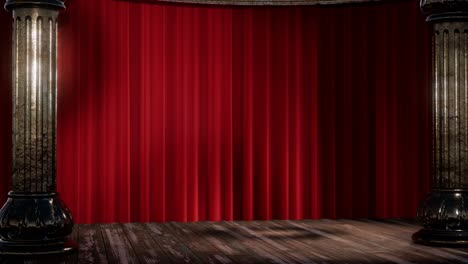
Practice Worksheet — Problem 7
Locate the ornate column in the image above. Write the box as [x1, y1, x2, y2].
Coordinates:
[0, 0, 76, 255]
[413, 0, 468, 245]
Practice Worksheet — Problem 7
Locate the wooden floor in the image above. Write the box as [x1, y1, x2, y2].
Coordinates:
[2, 219, 468, 263]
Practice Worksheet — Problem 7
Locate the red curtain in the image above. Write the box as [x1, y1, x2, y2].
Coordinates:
[0, 10, 12, 207]
[0, 0, 431, 224]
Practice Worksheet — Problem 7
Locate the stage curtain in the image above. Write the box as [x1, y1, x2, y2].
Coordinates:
[0, 0, 431, 223]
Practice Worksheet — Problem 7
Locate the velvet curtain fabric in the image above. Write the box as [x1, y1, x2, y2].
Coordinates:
[0, 0, 431, 223]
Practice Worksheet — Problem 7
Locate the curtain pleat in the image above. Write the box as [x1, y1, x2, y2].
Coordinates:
[0, 11, 12, 205]
[0, 0, 431, 223]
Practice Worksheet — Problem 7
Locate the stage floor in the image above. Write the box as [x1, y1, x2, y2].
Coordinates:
[2, 219, 468, 263]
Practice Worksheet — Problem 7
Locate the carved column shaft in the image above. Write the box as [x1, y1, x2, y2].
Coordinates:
[432, 22, 468, 189]
[12, 8, 58, 193]
[413, 0, 468, 245]
[0, 0, 76, 255]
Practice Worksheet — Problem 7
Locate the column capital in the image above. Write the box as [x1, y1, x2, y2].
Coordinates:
[4, 0, 65, 12]
[421, 0, 468, 21]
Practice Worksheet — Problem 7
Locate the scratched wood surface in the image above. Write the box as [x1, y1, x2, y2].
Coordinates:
[2, 219, 468, 264]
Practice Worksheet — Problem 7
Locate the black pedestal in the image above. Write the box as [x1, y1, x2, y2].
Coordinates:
[412, 229, 468, 246]
[0, 192, 77, 255]
[413, 190, 468, 246]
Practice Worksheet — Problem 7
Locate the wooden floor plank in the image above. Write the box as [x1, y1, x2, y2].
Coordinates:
[3, 219, 468, 263]
[380, 219, 468, 256]
[101, 223, 139, 264]
[79, 224, 108, 264]
[385, 218, 420, 227]
[144, 223, 203, 264]
[265, 220, 390, 263]
[331, 219, 451, 262]
[224, 221, 306, 264]
[371, 219, 468, 260]
[242, 220, 345, 263]
[121, 223, 171, 264]
[336, 219, 468, 263]
[187, 221, 271, 264]
[265, 220, 386, 263]
[166, 222, 234, 264]
[293, 219, 426, 263]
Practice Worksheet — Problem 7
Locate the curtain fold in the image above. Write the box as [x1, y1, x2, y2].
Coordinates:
[0, 0, 431, 223]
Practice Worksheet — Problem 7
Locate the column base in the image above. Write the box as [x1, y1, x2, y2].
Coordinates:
[0, 192, 76, 255]
[412, 229, 468, 246]
[413, 190, 468, 246]
[0, 237, 77, 256]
